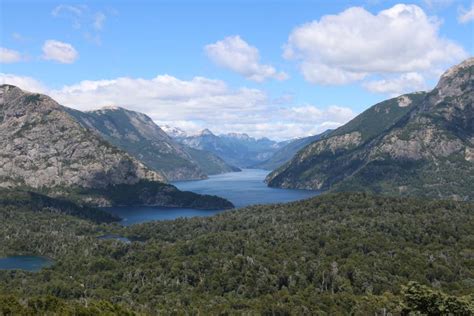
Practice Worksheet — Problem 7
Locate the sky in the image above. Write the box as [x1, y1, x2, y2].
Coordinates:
[1, 0, 473, 140]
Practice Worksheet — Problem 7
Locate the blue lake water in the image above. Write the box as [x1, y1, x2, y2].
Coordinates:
[0, 256, 53, 272]
[104, 169, 319, 225]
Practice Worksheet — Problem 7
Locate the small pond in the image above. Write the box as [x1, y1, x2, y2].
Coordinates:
[0, 255, 54, 272]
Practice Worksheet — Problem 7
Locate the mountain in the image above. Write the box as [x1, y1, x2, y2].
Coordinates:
[161, 125, 188, 138]
[0, 188, 119, 223]
[267, 58, 474, 200]
[0, 85, 233, 209]
[174, 129, 282, 167]
[66, 106, 207, 181]
[256, 129, 332, 170]
[184, 147, 241, 175]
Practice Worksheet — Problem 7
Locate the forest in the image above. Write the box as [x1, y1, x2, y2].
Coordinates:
[0, 192, 473, 314]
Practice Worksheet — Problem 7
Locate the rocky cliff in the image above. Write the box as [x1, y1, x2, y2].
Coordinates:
[267, 58, 474, 200]
[0, 85, 164, 189]
[0, 85, 234, 209]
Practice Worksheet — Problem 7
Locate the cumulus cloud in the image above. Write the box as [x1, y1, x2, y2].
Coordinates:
[0, 73, 353, 140]
[458, 4, 474, 23]
[363, 72, 427, 96]
[205, 36, 288, 82]
[42, 40, 78, 64]
[279, 105, 355, 124]
[0, 74, 46, 92]
[0, 47, 23, 63]
[284, 4, 467, 90]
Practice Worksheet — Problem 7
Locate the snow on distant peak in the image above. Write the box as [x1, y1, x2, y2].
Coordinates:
[161, 125, 188, 138]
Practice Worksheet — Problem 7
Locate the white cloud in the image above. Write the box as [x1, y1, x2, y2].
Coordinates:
[42, 40, 78, 64]
[279, 105, 355, 124]
[205, 35, 288, 82]
[458, 4, 474, 23]
[363, 72, 427, 96]
[284, 4, 467, 87]
[0, 47, 22, 63]
[0, 74, 46, 92]
[0, 73, 354, 140]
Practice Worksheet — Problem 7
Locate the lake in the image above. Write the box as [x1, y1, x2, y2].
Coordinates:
[0, 256, 53, 272]
[104, 169, 319, 225]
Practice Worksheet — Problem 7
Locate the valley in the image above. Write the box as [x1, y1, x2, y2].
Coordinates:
[103, 169, 319, 225]
[1, 1, 473, 313]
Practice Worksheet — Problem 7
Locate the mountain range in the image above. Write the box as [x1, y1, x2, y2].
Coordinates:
[0, 85, 233, 209]
[66, 106, 237, 181]
[267, 58, 474, 200]
[170, 128, 288, 168]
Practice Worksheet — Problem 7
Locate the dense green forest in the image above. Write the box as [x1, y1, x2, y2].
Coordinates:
[0, 192, 473, 314]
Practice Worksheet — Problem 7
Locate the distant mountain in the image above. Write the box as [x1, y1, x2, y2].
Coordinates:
[162, 125, 188, 138]
[173, 129, 282, 168]
[66, 106, 207, 181]
[184, 147, 240, 175]
[256, 130, 333, 170]
[67, 108, 239, 180]
[0, 85, 233, 209]
[267, 58, 474, 200]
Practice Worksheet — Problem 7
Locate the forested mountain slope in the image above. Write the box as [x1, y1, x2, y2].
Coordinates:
[66, 106, 207, 181]
[267, 58, 474, 200]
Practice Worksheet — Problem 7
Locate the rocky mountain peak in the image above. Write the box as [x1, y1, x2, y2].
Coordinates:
[434, 57, 474, 99]
[200, 128, 215, 136]
[0, 85, 165, 189]
[162, 125, 188, 138]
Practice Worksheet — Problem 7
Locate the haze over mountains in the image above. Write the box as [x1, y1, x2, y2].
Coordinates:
[267, 58, 474, 200]
[165, 126, 328, 169]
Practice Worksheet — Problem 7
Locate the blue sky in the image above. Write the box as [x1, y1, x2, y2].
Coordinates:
[1, 0, 473, 140]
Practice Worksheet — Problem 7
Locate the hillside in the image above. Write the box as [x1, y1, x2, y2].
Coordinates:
[0, 192, 472, 314]
[256, 129, 332, 170]
[184, 146, 240, 175]
[267, 58, 474, 200]
[0, 189, 118, 223]
[0, 85, 233, 209]
[66, 106, 207, 181]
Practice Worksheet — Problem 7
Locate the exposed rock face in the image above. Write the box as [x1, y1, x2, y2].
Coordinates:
[66, 107, 208, 181]
[267, 58, 474, 200]
[0, 85, 164, 189]
[0, 85, 235, 209]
